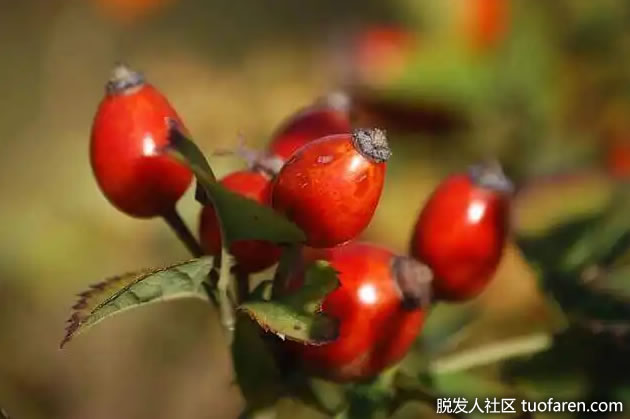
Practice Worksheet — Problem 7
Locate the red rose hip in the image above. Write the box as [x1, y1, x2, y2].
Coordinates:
[284, 242, 432, 382]
[199, 170, 282, 273]
[267, 94, 352, 163]
[410, 162, 513, 301]
[271, 128, 391, 248]
[90, 63, 193, 218]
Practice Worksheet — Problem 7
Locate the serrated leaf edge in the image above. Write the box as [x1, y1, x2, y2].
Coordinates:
[60, 257, 212, 349]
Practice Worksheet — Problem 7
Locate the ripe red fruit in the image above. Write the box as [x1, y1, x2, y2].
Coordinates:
[267, 94, 352, 163]
[199, 170, 282, 273]
[284, 242, 432, 382]
[90, 63, 193, 218]
[271, 128, 391, 248]
[410, 163, 513, 301]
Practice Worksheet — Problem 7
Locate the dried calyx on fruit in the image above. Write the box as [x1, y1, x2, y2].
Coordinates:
[351, 127, 392, 163]
[391, 255, 433, 310]
[105, 62, 145, 94]
[468, 160, 514, 194]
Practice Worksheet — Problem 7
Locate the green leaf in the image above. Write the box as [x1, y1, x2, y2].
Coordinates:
[165, 120, 306, 246]
[419, 302, 480, 356]
[432, 371, 514, 400]
[513, 170, 614, 238]
[428, 333, 552, 376]
[513, 171, 615, 279]
[513, 174, 630, 327]
[164, 118, 216, 183]
[239, 261, 340, 344]
[516, 216, 600, 279]
[274, 397, 330, 419]
[516, 183, 630, 325]
[399, 303, 480, 381]
[344, 371, 398, 419]
[391, 373, 442, 416]
[560, 190, 630, 272]
[286, 260, 340, 310]
[308, 377, 347, 414]
[61, 257, 213, 348]
[239, 301, 338, 344]
[515, 174, 626, 263]
[591, 264, 630, 300]
[232, 314, 284, 410]
[611, 384, 630, 412]
[565, 264, 630, 325]
[502, 331, 591, 402]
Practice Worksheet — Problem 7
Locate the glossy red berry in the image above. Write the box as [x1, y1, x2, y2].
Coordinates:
[199, 170, 282, 273]
[410, 163, 513, 302]
[284, 242, 432, 382]
[90, 63, 193, 218]
[267, 94, 352, 163]
[271, 128, 391, 248]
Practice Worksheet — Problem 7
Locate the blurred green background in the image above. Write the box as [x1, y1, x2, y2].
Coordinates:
[1, 1, 630, 418]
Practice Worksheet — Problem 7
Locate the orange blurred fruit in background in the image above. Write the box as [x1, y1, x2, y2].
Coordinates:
[353, 25, 417, 86]
[457, 0, 510, 51]
[91, 0, 176, 24]
[600, 101, 630, 179]
[605, 139, 630, 178]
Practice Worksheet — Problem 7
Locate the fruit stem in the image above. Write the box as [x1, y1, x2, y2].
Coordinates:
[271, 244, 303, 298]
[218, 247, 236, 343]
[428, 333, 552, 375]
[162, 208, 204, 258]
[235, 270, 250, 304]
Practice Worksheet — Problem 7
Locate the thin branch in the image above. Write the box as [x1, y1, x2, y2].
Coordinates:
[218, 248, 236, 343]
[162, 207, 203, 257]
[428, 333, 552, 375]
